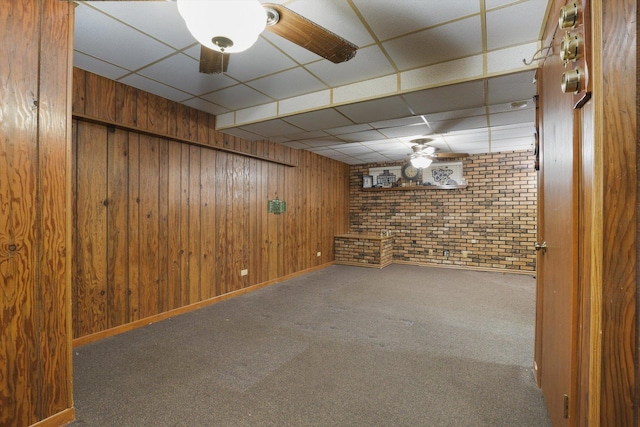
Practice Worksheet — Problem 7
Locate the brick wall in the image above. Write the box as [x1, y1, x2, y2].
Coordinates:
[349, 150, 537, 272]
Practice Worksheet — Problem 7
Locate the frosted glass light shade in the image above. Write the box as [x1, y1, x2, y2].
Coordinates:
[177, 0, 266, 53]
[410, 155, 432, 169]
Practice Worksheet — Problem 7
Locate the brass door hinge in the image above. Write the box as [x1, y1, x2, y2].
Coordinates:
[564, 394, 569, 419]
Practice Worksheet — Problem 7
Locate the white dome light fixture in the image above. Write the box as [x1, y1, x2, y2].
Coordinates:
[177, 0, 267, 53]
[410, 154, 433, 169]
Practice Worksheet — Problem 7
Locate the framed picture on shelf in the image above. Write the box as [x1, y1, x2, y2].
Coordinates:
[362, 175, 373, 188]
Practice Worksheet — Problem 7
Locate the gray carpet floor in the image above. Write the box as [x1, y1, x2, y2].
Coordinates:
[71, 264, 551, 426]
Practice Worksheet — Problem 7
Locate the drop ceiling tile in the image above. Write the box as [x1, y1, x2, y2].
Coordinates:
[425, 106, 487, 122]
[486, 0, 547, 50]
[181, 97, 231, 116]
[247, 68, 327, 100]
[118, 74, 192, 103]
[406, 81, 485, 115]
[301, 137, 346, 148]
[240, 119, 304, 137]
[326, 123, 373, 136]
[379, 124, 431, 139]
[279, 141, 311, 149]
[74, 4, 176, 71]
[352, 0, 480, 41]
[89, 1, 195, 50]
[491, 125, 536, 141]
[489, 109, 535, 127]
[442, 131, 490, 144]
[339, 130, 387, 143]
[260, 32, 324, 65]
[371, 116, 425, 129]
[283, 109, 354, 132]
[202, 85, 274, 111]
[224, 38, 298, 81]
[487, 71, 537, 104]
[284, 130, 331, 141]
[336, 96, 413, 124]
[305, 45, 395, 88]
[335, 144, 376, 155]
[357, 153, 392, 163]
[429, 115, 489, 134]
[383, 16, 483, 70]
[73, 52, 130, 81]
[139, 53, 236, 96]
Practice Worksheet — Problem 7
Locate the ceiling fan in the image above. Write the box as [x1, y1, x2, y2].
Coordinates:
[408, 138, 469, 168]
[173, 0, 359, 74]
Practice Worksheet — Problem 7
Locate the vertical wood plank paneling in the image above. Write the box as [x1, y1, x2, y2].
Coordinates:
[188, 146, 202, 303]
[598, 0, 637, 423]
[179, 146, 191, 306]
[115, 82, 137, 128]
[147, 93, 168, 135]
[72, 74, 352, 343]
[36, 0, 73, 418]
[72, 67, 86, 115]
[127, 134, 141, 322]
[75, 122, 108, 337]
[200, 149, 217, 299]
[167, 141, 183, 310]
[84, 72, 115, 122]
[0, 2, 40, 422]
[106, 128, 129, 328]
[138, 136, 160, 319]
[215, 152, 229, 295]
[157, 140, 170, 313]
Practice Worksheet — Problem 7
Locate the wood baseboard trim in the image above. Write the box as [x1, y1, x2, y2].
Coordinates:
[30, 408, 75, 427]
[73, 262, 334, 348]
[391, 260, 536, 276]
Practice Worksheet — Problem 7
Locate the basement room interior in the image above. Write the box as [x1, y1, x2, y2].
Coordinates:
[1, 1, 637, 426]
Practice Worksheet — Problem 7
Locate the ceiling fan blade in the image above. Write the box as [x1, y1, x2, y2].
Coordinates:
[199, 45, 230, 74]
[263, 3, 357, 64]
[428, 152, 469, 160]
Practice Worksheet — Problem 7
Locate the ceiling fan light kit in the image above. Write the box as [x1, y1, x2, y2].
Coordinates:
[177, 0, 266, 53]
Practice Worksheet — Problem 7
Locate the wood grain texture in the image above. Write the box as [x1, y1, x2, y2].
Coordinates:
[70, 69, 349, 344]
[597, 0, 637, 423]
[1, 0, 73, 424]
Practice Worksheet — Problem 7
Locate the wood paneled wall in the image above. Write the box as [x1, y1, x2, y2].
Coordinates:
[71, 69, 350, 340]
[0, 1, 74, 426]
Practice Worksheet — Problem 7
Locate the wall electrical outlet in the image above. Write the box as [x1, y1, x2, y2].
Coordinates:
[317, 252, 321, 257]
[443, 250, 450, 257]
[240, 269, 248, 276]
[429, 249, 434, 256]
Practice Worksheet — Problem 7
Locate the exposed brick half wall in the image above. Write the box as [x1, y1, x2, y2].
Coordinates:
[349, 150, 537, 272]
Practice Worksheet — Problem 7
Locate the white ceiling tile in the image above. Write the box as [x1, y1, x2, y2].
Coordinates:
[260, 31, 324, 64]
[487, 71, 537, 104]
[326, 124, 373, 136]
[283, 109, 353, 132]
[379, 124, 431, 138]
[491, 125, 536, 141]
[221, 128, 263, 141]
[247, 68, 327, 99]
[489, 109, 535, 127]
[225, 38, 298, 81]
[371, 116, 425, 129]
[383, 16, 483, 70]
[352, 0, 480, 41]
[442, 131, 490, 144]
[405, 81, 485, 115]
[486, 0, 547, 50]
[338, 130, 387, 143]
[280, 141, 311, 149]
[73, 52, 130, 81]
[202, 85, 274, 111]
[89, 1, 196, 50]
[284, 130, 331, 141]
[118, 74, 192, 103]
[336, 96, 413, 123]
[305, 45, 395, 87]
[139, 53, 236, 96]
[181, 97, 230, 116]
[74, 4, 176, 71]
[240, 119, 304, 137]
[430, 115, 489, 134]
[335, 144, 376, 155]
[302, 137, 346, 147]
[425, 107, 487, 122]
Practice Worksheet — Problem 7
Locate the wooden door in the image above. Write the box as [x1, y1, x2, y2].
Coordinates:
[534, 36, 579, 425]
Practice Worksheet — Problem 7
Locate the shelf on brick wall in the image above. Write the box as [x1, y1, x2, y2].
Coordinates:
[361, 184, 468, 192]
